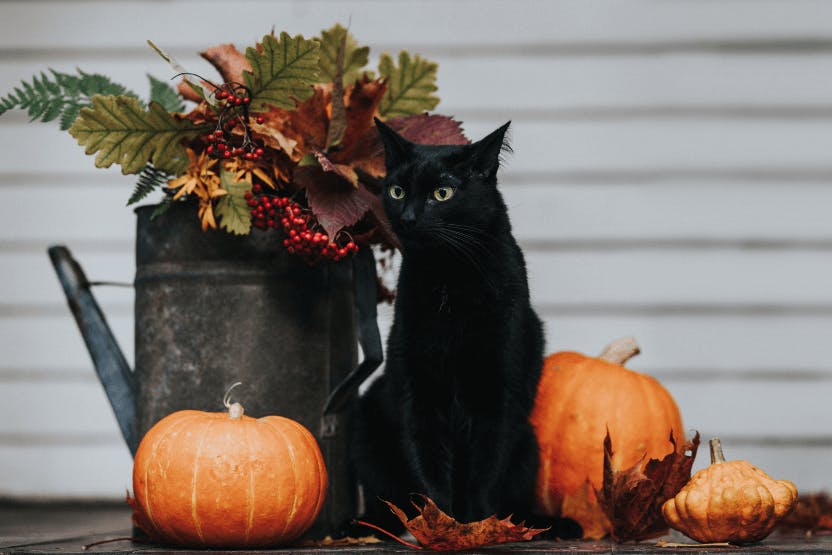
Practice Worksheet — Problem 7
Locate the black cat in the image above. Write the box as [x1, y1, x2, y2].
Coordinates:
[350, 119, 570, 535]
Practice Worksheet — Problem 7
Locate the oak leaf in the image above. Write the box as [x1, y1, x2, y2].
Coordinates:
[318, 24, 370, 87]
[596, 430, 700, 543]
[244, 32, 320, 111]
[68, 95, 200, 175]
[378, 51, 439, 118]
[214, 166, 251, 235]
[381, 495, 547, 551]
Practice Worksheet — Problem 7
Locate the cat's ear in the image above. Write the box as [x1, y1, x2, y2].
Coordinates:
[375, 117, 411, 169]
[468, 121, 512, 178]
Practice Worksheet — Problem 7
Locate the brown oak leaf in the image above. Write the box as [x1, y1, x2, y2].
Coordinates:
[561, 480, 611, 540]
[201, 43, 250, 84]
[596, 430, 700, 543]
[330, 76, 387, 169]
[381, 495, 547, 551]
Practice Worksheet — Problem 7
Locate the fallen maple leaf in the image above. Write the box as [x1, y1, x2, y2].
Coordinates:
[596, 430, 700, 543]
[777, 493, 832, 534]
[364, 495, 547, 551]
[561, 480, 611, 540]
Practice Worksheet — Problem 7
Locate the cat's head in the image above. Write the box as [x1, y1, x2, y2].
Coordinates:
[375, 118, 511, 250]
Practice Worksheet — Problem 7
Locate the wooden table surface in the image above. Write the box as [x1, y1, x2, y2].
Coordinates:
[1, 501, 830, 554]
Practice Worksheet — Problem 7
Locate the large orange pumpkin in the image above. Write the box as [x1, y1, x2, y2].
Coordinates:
[531, 337, 684, 517]
[132, 385, 327, 547]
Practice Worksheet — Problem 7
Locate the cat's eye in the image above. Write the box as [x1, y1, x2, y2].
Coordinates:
[433, 186, 455, 202]
[388, 185, 405, 200]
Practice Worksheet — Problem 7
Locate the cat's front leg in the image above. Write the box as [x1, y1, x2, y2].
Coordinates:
[403, 412, 454, 512]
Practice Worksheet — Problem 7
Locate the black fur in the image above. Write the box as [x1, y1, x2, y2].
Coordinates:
[350, 120, 575, 537]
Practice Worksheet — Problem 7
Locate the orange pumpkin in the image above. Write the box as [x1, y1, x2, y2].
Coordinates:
[531, 337, 684, 517]
[132, 384, 327, 547]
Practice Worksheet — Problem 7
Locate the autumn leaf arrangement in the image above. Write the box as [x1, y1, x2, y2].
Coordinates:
[0, 25, 469, 265]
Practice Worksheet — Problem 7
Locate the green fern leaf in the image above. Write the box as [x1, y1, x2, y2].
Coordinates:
[148, 74, 185, 113]
[0, 69, 137, 130]
[214, 167, 251, 235]
[318, 24, 370, 87]
[129, 164, 171, 206]
[378, 51, 439, 118]
[244, 32, 321, 111]
[150, 196, 174, 221]
[68, 95, 201, 175]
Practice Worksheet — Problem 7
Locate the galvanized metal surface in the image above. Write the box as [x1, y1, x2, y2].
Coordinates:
[50, 199, 359, 537]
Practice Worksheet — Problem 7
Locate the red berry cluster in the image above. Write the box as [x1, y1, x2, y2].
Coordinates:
[204, 82, 267, 161]
[214, 88, 250, 107]
[205, 129, 265, 160]
[245, 184, 359, 264]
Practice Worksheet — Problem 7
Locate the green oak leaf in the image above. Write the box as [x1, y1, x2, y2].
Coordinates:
[214, 167, 251, 235]
[244, 32, 321, 111]
[318, 23, 370, 87]
[378, 51, 439, 118]
[148, 74, 185, 112]
[68, 95, 200, 175]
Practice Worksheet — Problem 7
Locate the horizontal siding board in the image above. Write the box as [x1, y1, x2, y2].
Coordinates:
[3, 378, 829, 439]
[2, 182, 832, 244]
[4, 1, 832, 50]
[4, 119, 832, 176]
[5, 248, 832, 307]
[0, 314, 134, 369]
[6, 54, 832, 115]
[0, 444, 132, 499]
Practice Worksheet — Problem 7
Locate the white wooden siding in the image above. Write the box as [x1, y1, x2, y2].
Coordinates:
[1, 0, 830, 499]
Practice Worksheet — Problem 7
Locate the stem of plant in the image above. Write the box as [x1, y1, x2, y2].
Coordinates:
[353, 520, 423, 550]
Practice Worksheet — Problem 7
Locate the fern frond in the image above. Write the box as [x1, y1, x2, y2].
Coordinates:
[0, 69, 137, 130]
[129, 164, 172, 206]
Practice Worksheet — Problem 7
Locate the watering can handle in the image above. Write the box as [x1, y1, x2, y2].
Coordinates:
[48, 245, 138, 454]
[322, 245, 384, 414]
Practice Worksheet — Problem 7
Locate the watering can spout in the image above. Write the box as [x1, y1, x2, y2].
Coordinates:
[48, 246, 138, 455]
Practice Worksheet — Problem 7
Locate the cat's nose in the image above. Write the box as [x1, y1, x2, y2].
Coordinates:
[400, 207, 417, 230]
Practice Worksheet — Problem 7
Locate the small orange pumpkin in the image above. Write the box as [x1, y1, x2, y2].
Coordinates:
[662, 437, 798, 544]
[531, 337, 685, 517]
[132, 384, 327, 547]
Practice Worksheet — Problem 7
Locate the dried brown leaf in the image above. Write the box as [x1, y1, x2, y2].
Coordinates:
[299, 535, 382, 547]
[201, 43, 250, 84]
[596, 430, 700, 543]
[383, 495, 547, 551]
[777, 493, 832, 533]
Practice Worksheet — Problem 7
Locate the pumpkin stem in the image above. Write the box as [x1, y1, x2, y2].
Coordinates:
[598, 336, 641, 365]
[223, 381, 245, 420]
[709, 437, 726, 464]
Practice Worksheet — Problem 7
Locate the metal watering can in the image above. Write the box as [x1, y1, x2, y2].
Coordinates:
[48, 201, 383, 536]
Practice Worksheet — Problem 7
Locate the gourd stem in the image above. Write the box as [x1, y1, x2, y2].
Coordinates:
[598, 337, 641, 365]
[223, 381, 245, 420]
[710, 437, 726, 464]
